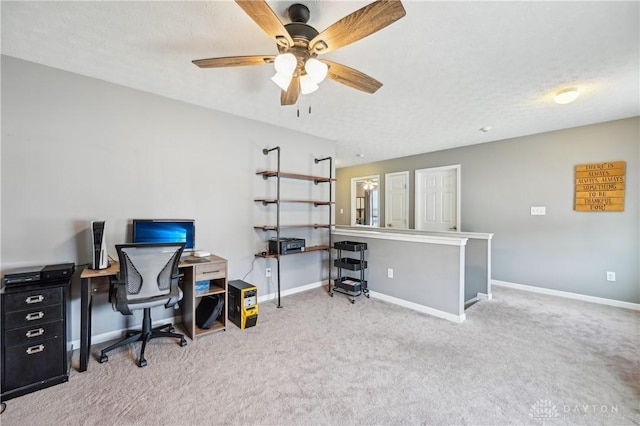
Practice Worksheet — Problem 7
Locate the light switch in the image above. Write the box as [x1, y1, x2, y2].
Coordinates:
[531, 206, 546, 216]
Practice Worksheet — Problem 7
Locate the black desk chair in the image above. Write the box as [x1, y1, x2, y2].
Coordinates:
[99, 242, 187, 367]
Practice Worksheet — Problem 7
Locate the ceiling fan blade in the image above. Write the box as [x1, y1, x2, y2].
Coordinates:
[192, 55, 275, 68]
[235, 0, 294, 48]
[281, 75, 300, 106]
[309, 0, 406, 54]
[321, 60, 382, 94]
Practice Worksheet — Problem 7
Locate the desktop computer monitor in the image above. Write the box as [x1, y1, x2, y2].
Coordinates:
[132, 219, 195, 251]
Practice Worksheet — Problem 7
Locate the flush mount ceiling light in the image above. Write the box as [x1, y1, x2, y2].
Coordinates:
[554, 87, 580, 105]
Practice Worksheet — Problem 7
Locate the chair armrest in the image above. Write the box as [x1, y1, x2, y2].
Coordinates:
[111, 279, 134, 315]
[108, 276, 123, 304]
[164, 284, 182, 309]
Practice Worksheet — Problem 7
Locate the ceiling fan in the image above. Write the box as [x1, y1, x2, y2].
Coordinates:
[192, 0, 406, 106]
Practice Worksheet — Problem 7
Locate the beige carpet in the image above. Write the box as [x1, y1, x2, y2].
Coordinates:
[2, 286, 639, 425]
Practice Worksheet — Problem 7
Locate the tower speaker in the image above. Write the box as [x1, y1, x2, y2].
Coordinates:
[90, 220, 108, 270]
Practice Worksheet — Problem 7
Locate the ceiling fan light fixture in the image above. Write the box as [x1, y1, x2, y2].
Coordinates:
[554, 87, 580, 104]
[271, 72, 293, 91]
[273, 53, 297, 76]
[299, 74, 319, 94]
[194, 0, 407, 106]
[305, 58, 328, 84]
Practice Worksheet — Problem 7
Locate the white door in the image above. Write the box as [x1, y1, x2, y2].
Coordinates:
[385, 171, 409, 229]
[415, 166, 460, 231]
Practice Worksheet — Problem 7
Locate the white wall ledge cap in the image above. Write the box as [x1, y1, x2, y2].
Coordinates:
[334, 227, 468, 246]
[334, 225, 493, 241]
[416, 230, 494, 240]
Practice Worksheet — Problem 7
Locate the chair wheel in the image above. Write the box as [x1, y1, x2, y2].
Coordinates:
[167, 326, 175, 333]
[330, 292, 334, 297]
[180, 338, 187, 347]
[351, 299, 355, 304]
[99, 354, 108, 363]
[138, 358, 147, 368]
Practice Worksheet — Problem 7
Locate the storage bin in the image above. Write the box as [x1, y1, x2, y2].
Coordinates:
[195, 280, 210, 293]
[334, 241, 367, 251]
[334, 258, 367, 270]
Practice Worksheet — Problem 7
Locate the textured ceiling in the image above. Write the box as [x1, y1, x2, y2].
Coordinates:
[2, 1, 639, 167]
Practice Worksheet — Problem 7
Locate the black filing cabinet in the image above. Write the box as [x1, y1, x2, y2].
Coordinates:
[1, 279, 72, 401]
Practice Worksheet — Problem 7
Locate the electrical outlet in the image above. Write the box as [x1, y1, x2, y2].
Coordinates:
[606, 271, 616, 282]
[388, 268, 394, 278]
[531, 206, 546, 215]
[266, 268, 271, 277]
[340, 208, 344, 214]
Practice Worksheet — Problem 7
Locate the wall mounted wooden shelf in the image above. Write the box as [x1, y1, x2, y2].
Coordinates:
[255, 245, 330, 258]
[254, 224, 331, 231]
[255, 152, 333, 307]
[256, 170, 334, 184]
[254, 199, 332, 206]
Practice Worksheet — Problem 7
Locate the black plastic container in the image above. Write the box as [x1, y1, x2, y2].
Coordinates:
[334, 258, 367, 270]
[334, 241, 367, 251]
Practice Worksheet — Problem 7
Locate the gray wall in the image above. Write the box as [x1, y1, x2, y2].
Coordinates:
[1, 56, 335, 340]
[336, 117, 639, 303]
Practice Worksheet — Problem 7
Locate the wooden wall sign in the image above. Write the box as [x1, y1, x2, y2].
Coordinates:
[575, 161, 625, 212]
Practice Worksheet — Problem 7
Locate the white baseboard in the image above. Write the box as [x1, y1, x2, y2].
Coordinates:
[369, 291, 466, 323]
[72, 282, 326, 349]
[70, 317, 178, 349]
[492, 280, 640, 311]
[478, 292, 492, 300]
[257, 280, 325, 304]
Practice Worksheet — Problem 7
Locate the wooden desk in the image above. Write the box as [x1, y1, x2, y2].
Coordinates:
[79, 255, 227, 372]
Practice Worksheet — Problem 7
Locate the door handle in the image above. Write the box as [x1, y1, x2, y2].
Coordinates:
[387, 224, 393, 227]
[449, 226, 457, 231]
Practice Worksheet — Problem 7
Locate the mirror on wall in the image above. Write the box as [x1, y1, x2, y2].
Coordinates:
[351, 175, 380, 227]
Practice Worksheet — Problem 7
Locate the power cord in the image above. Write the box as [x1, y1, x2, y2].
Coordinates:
[242, 257, 257, 281]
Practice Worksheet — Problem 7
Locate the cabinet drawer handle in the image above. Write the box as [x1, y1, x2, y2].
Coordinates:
[26, 295, 44, 304]
[26, 328, 45, 338]
[26, 312, 44, 321]
[26, 344, 45, 355]
[202, 270, 220, 274]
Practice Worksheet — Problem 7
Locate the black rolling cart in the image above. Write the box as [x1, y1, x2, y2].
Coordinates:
[331, 241, 369, 303]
